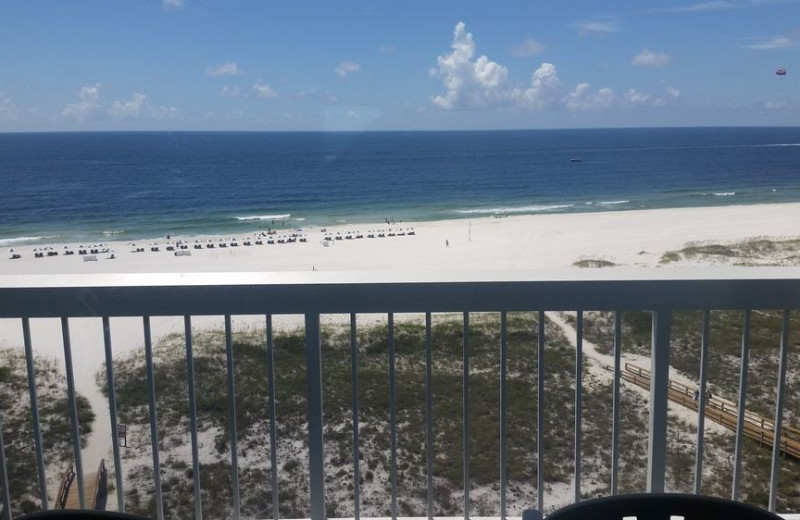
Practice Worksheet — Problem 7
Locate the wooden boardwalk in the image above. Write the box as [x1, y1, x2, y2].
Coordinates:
[611, 363, 800, 459]
[55, 459, 108, 510]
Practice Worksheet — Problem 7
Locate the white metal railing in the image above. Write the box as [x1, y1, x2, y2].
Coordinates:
[0, 268, 799, 520]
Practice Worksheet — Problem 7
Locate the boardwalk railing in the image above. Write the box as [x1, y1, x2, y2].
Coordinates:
[0, 269, 799, 519]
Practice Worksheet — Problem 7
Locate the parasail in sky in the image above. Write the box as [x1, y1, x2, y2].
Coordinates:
[776, 67, 787, 76]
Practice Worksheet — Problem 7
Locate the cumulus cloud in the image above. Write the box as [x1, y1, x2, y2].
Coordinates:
[431, 22, 679, 113]
[632, 49, 671, 68]
[206, 62, 242, 76]
[61, 84, 177, 122]
[107, 93, 148, 118]
[626, 88, 652, 104]
[433, 22, 609, 111]
[335, 61, 362, 78]
[566, 83, 615, 110]
[511, 37, 545, 57]
[252, 82, 278, 98]
[61, 83, 103, 121]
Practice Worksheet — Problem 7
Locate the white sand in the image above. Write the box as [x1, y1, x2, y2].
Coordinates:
[2, 202, 800, 508]
[4, 202, 800, 276]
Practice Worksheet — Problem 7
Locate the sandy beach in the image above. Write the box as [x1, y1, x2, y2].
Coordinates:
[4, 202, 800, 275]
[2, 202, 800, 512]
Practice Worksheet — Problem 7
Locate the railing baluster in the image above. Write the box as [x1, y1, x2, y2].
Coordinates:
[102, 317, 124, 512]
[463, 312, 470, 520]
[0, 404, 11, 520]
[732, 309, 751, 501]
[61, 317, 85, 509]
[388, 313, 398, 520]
[143, 316, 164, 520]
[425, 312, 434, 520]
[694, 310, 710, 494]
[305, 313, 325, 520]
[611, 311, 621, 495]
[499, 311, 507, 520]
[648, 310, 671, 493]
[224, 315, 241, 520]
[768, 309, 790, 512]
[350, 313, 361, 520]
[537, 310, 545, 511]
[266, 315, 279, 520]
[184, 316, 202, 520]
[574, 310, 583, 503]
[22, 318, 48, 509]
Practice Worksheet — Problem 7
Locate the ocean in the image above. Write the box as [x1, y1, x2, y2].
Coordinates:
[1, 127, 799, 246]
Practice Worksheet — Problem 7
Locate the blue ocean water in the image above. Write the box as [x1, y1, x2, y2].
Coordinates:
[1, 128, 799, 245]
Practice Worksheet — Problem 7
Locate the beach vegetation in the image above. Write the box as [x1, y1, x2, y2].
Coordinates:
[659, 237, 800, 266]
[573, 257, 617, 268]
[0, 349, 95, 517]
[95, 310, 800, 518]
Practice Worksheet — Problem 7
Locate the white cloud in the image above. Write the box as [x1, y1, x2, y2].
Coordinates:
[666, 86, 681, 98]
[252, 82, 278, 99]
[61, 84, 177, 122]
[379, 44, 396, 54]
[206, 62, 242, 76]
[162, 0, 185, 9]
[573, 18, 620, 38]
[656, 0, 789, 13]
[743, 34, 800, 50]
[626, 88, 652, 104]
[511, 37, 545, 57]
[566, 83, 615, 110]
[151, 105, 179, 120]
[657, 1, 733, 12]
[108, 92, 147, 118]
[0, 95, 19, 121]
[433, 22, 603, 111]
[632, 49, 671, 68]
[433, 22, 632, 112]
[335, 61, 361, 78]
[220, 85, 241, 97]
[61, 83, 103, 121]
[509, 62, 564, 109]
[432, 22, 511, 109]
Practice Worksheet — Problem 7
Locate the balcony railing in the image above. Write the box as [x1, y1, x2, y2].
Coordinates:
[0, 269, 799, 520]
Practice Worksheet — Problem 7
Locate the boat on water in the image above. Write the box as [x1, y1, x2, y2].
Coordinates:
[570, 157, 583, 162]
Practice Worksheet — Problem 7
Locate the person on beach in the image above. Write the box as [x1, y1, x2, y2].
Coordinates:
[446, 239, 449, 247]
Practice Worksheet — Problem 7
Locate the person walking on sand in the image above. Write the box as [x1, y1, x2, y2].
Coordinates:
[446, 239, 449, 247]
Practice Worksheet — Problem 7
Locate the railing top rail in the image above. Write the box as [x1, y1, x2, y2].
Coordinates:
[2, 268, 800, 318]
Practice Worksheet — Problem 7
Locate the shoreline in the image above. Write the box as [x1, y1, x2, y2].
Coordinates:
[3, 202, 800, 275]
[2, 198, 798, 249]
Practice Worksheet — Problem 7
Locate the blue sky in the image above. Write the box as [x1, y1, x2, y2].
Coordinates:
[1, 0, 798, 131]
